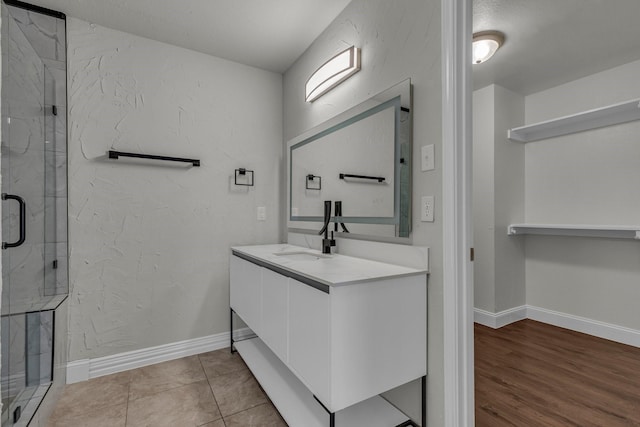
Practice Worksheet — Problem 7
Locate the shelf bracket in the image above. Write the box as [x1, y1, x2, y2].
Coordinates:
[507, 226, 517, 236]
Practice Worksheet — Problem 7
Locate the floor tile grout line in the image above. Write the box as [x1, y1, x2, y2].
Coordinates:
[124, 374, 131, 427]
[47, 373, 132, 425]
[50, 351, 268, 426]
[47, 401, 129, 425]
[198, 350, 282, 423]
[198, 352, 225, 424]
[130, 376, 208, 402]
[198, 351, 249, 383]
[127, 356, 208, 403]
[221, 401, 271, 420]
[128, 377, 212, 404]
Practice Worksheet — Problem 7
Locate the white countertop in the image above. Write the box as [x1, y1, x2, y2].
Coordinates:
[231, 244, 427, 287]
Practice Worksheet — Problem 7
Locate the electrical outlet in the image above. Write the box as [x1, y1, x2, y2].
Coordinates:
[421, 144, 435, 171]
[421, 196, 434, 222]
[257, 206, 266, 221]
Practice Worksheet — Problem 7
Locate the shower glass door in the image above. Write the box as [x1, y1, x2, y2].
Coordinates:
[1, 3, 67, 424]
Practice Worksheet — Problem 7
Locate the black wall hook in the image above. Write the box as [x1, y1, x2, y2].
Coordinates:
[235, 168, 254, 186]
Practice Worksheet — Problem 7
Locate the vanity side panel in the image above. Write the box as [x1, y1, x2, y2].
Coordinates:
[330, 275, 427, 412]
[288, 278, 331, 406]
[261, 268, 289, 363]
[230, 256, 262, 336]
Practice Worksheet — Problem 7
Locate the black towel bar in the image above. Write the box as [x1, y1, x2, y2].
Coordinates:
[108, 150, 200, 166]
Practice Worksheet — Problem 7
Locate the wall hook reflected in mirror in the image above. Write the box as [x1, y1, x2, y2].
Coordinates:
[234, 168, 254, 186]
[306, 174, 322, 190]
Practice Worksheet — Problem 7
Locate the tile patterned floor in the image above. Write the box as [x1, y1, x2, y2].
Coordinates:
[48, 349, 288, 426]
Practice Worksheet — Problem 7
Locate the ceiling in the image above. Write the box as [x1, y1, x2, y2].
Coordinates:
[473, 0, 640, 95]
[19, 0, 640, 93]
[24, 0, 353, 73]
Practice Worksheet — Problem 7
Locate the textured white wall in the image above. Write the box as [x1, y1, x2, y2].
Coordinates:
[524, 59, 640, 329]
[67, 19, 282, 360]
[283, 0, 442, 423]
[493, 85, 525, 312]
[472, 84, 526, 314]
[472, 86, 496, 312]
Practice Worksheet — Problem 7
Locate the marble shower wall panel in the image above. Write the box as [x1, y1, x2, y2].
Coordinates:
[7, 5, 65, 65]
[2, 12, 48, 312]
[67, 19, 282, 360]
[6, 4, 66, 152]
[1, 315, 26, 396]
[5, 5, 68, 308]
[55, 242, 68, 295]
[44, 196, 66, 245]
[5, 244, 45, 308]
[5, 13, 44, 153]
[44, 66, 66, 153]
[44, 151, 66, 198]
[28, 299, 70, 425]
[43, 102, 66, 153]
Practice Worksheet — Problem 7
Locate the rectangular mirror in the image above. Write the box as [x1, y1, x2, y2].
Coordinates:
[287, 79, 412, 239]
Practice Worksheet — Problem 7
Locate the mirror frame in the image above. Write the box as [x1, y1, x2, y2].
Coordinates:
[286, 79, 412, 240]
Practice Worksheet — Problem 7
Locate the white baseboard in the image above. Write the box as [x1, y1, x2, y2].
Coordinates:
[475, 305, 640, 348]
[66, 328, 252, 384]
[526, 306, 640, 348]
[474, 305, 527, 329]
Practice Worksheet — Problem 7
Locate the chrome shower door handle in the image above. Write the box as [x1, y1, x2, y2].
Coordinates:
[2, 193, 26, 249]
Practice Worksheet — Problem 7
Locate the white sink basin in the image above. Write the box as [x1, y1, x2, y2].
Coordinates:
[273, 251, 331, 261]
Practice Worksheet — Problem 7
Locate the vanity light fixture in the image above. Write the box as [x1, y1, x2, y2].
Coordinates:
[472, 31, 504, 64]
[305, 46, 361, 102]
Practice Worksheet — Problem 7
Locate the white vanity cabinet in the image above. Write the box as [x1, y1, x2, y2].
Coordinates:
[261, 268, 289, 362]
[229, 255, 262, 336]
[230, 244, 428, 426]
[288, 278, 331, 403]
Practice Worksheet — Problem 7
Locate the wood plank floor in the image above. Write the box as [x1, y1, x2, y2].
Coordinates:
[475, 320, 640, 427]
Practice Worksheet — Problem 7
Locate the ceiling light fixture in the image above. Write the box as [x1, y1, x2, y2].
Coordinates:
[305, 46, 361, 102]
[472, 31, 504, 64]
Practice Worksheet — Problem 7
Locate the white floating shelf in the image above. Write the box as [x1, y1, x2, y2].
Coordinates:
[508, 98, 640, 142]
[508, 224, 640, 240]
[235, 337, 410, 427]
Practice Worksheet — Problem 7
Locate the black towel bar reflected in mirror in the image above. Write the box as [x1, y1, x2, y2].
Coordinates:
[339, 173, 385, 183]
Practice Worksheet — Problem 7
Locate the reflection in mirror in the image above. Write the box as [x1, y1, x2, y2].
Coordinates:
[287, 79, 412, 239]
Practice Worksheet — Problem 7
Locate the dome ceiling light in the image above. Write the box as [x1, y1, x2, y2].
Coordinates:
[472, 31, 505, 64]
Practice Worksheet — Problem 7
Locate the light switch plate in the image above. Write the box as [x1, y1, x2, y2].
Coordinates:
[421, 144, 435, 171]
[257, 206, 266, 221]
[421, 196, 434, 222]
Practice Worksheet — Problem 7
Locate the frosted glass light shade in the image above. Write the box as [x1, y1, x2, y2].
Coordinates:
[305, 46, 361, 102]
[472, 31, 504, 64]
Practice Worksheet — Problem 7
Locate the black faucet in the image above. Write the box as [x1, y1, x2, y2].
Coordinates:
[334, 201, 349, 233]
[319, 200, 335, 254]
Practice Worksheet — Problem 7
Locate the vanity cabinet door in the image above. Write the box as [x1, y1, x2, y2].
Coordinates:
[230, 256, 262, 335]
[261, 268, 289, 363]
[288, 279, 330, 406]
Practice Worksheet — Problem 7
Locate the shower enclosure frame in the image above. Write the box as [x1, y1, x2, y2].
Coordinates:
[1, 0, 69, 425]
